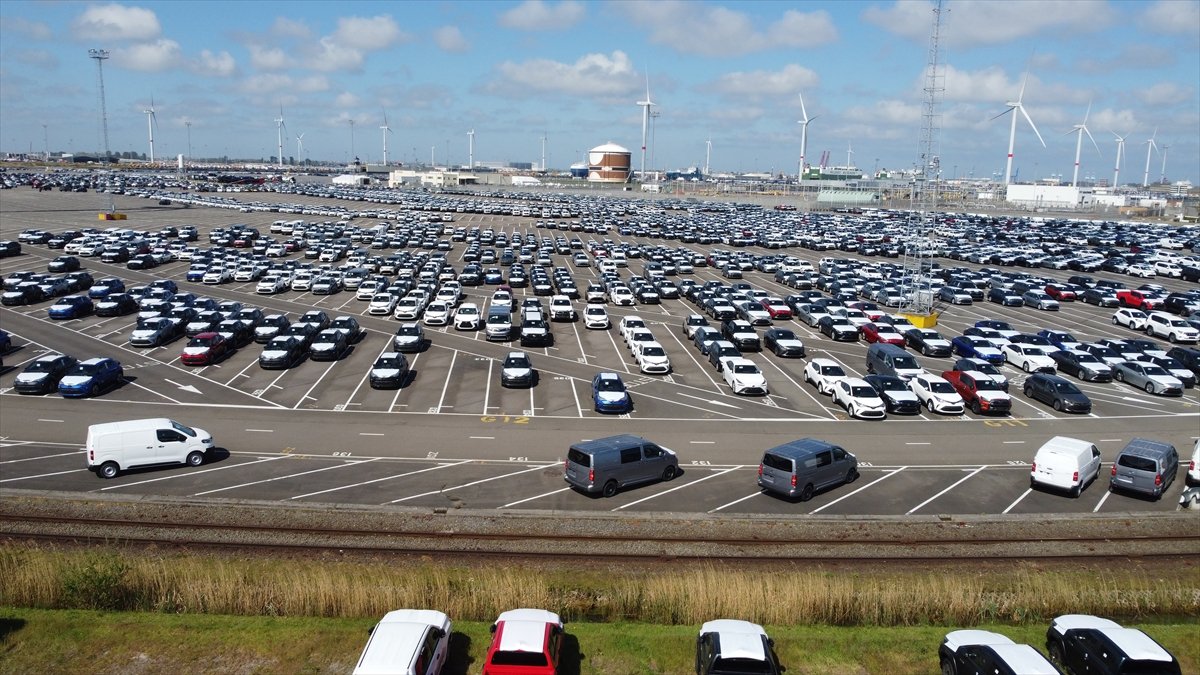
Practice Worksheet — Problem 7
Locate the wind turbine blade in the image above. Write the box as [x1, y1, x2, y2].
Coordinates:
[1017, 72, 1029, 102]
[798, 92, 808, 122]
[989, 107, 1016, 122]
[1084, 127, 1102, 157]
[1082, 100, 1091, 123]
[1020, 106, 1046, 147]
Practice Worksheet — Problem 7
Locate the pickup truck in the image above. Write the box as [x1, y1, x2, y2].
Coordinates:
[942, 369, 1012, 415]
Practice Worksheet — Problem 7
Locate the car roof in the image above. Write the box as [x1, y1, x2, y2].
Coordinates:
[1094, 628, 1174, 661]
[987, 644, 1060, 674]
[943, 630, 1013, 650]
[357, 610, 449, 675]
[1050, 614, 1121, 634]
[699, 619, 767, 661]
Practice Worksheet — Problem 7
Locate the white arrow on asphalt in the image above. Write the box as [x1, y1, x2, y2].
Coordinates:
[163, 378, 202, 394]
[676, 393, 740, 409]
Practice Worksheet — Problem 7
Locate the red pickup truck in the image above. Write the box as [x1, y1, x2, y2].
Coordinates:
[1116, 289, 1162, 310]
[942, 370, 1012, 415]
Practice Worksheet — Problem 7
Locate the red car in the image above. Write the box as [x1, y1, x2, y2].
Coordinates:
[759, 297, 792, 319]
[1116, 289, 1162, 310]
[1045, 284, 1077, 302]
[481, 609, 564, 675]
[860, 322, 906, 346]
[179, 332, 231, 366]
[942, 369, 1012, 416]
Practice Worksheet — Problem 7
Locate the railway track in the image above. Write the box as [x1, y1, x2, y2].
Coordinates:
[3, 491, 1197, 563]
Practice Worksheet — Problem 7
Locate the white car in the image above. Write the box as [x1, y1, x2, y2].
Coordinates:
[202, 268, 232, 285]
[635, 341, 672, 374]
[1002, 343, 1057, 373]
[1187, 439, 1199, 487]
[803, 357, 847, 395]
[1145, 311, 1199, 343]
[352, 609, 451, 675]
[549, 295, 576, 321]
[626, 328, 655, 352]
[831, 377, 887, 419]
[721, 357, 768, 395]
[909, 373, 966, 414]
[583, 305, 610, 329]
[619, 315, 648, 343]
[367, 293, 399, 316]
[738, 302, 772, 325]
[609, 286, 635, 306]
[1111, 308, 1149, 330]
[255, 276, 287, 295]
[453, 302, 481, 330]
[422, 301, 452, 326]
[1126, 263, 1156, 278]
[393, 297, 422, 320]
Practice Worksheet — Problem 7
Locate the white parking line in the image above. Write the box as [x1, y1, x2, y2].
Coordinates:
[809, 467, 908, 514]
[194, 458, 379, 496]
[1002, 488, 1033, 514]
[342, 338, 392, 410]
[482, 358, 494, 412]
[97, 456, 290, 491]
[905, 465, 987, 515]
[289, 459, 473, 500]
[708, 490, 762, 513]
[292, 359, 339, 409]
[0, 449, 83, 464]
[1092, 489, 1112, 512]
[386, 463, 554, 504]
[502, 486, 572, 508]
[434, 350, 458, 413]
[613, 465, 742, 511]
[0, 467, 89, 482]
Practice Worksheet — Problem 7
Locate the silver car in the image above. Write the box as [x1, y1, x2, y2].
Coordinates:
[1114, 360, 1183, 396]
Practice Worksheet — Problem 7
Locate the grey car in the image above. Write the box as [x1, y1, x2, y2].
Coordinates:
[1113, 360, 1184, 396]
[1023, 373, 1092, 413]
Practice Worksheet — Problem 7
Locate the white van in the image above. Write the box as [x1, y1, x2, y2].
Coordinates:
[353, 609, 451, 675]
[1030, 436, 1102, 497]
[1188, 439, 1200, 487]
[86, 418, 213, 479]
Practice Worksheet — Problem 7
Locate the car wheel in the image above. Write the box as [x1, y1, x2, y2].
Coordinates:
[1048, 640, 1065, 664]
[1023, 362, 1033, 373]
[662, 466, 677, 481]
[89, 383, 99, 397]
[1069, 484, 1081, 498]
[186, 451, 205, 467]
[971, 400, 982, 415]
[940, 658, 957, 675]
[1145, 326, 1154, 336]
[1023, 385, 1033, 397]
[1169, 333, 1178, 343]
[1145, 382, 1155, 394]
[98, 462, 119, 479]
[1053, 399, 1063, 411]
[1115, 371, 1124, 382]
[602, 480, 618, 498]
[798, 483, 815, 502]
[845, 468, 858, 484]
[1111, 316, 1119, 325]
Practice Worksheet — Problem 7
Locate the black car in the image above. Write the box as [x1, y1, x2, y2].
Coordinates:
[94, 293, 139, 316]
[499, 352, 536, 388]
[1166, 346, 1200, 378]
[1, 284, 45, 306]
[14, 354, 78, 394]
[258, 336, 305, 369]
[904, 328, 953, 357]
[308, 329, 350, 361]
[864, 374, 921, 414]
[939, 631, 1058, 675]
[1046, 615, 1180, 675]
[1023, 373, 1092, 413]
[368, 352, 409, 389]
[126, 254, 160, 270]
[254, 315, 291, 344]
[1049, 350, 1113, 383]
[706, 341, 742, 371]
[763, 328, 805, 357]
[722, 319, 761, 352]
[47, 256, 80, 273]
[817, 315, 858, 341]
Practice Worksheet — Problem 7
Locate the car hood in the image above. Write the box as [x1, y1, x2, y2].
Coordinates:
[1147, 374, 1182, 386]
[884, 390, 919, 402]
[596, 391, 628, 403]
[181, 347, 210, 355]
[131, 328, 159, 337]
[502, 367, 532, 377]
[977, 391, 1011, 403]
[371, 368, 402, 378]
[261, 348, 291, 358]
[58, 376, 93, 387]
[15, 372, 48, 383]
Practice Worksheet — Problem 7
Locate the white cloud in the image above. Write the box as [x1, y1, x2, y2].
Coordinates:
[270, 17, 311, 39]
[10, 50, 59, 69]
[499, 1, 586, 31]
[113, 38, 182, 72]
[249, 45, 289, 71]
[71, 3, 161, 41]
[332, 15, 404, 50]
[618, 1, 836, 56]
[1078, 44, 1175, 73]
[863, 0, 1114, 48]
[1140, 0, 1200, 35]
[239, 73, 329, 95]
[335, 92, 360, 108]
[706, 64, 819, 100]
[1137, 82, 1195, 107]
[486, 50, 639, 98]
[309, 37, 366, 72]
[434, 25, 470, 53]
[842, 99, 922, 126]
[1087, 109, 1140, 135]
[708, 107, 765, 123]
[1, 16, 52, 40]
[193, 50, 235, 77]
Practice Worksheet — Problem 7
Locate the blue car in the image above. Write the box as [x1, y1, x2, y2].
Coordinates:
[88, 278, 126, 299]
[185, 267, 207, 282]
[47, 295, 94, 320]
[592, 371, 632, 413]
[950, 335, 1005, 364]
[1036, 329, 1081, 351]
[58, 357, 123, 398]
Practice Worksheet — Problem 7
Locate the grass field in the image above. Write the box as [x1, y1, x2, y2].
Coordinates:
[1, 543, 1196, 673]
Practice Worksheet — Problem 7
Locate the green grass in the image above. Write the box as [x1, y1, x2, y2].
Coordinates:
[0, 608, 1196, 675]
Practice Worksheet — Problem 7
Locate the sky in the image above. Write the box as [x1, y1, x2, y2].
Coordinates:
[1, 0, 1197, 185]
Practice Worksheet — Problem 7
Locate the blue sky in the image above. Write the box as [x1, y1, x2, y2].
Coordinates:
[1, 1, 1197, 184]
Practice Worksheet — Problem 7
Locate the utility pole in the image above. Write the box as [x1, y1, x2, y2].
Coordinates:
[185, 121, 192, 166]
[88, 49, 111, 161]
[348, 119, 356, 162]
[468, 129, 475, 171]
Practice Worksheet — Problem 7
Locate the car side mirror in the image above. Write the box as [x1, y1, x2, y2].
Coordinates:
[490, 624, 498, 634]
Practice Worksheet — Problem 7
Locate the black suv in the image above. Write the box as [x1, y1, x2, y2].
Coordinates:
[1166, 347, 1200, 378]
[1045, 615, 1179, 675]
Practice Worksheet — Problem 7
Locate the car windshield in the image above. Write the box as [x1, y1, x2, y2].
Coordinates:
[875, 378, 906, 391]
[187, 337, 214, 347]
[928, 381, 956, 393]
[503, 358, 530, 368]
[489, 652, 548, 667]
[25, 359, 60, 373]
[820, 366, 845, 376]
[644, 347, 666, 357]
[398, 326, 420, 335]
[974, 379, 1004, 391]
[459, 307, 478, 315]
[710, 657, 774, 674]
[894, 357, 919, 369]
[1140, 365, 1169, 376]
[375, 357, 404, 369]
[69, 363, 103, 375]
[733, 364, 758, 374]
[851, 386, 877, 398]
[596, 378, 625, 392]
[1054, 381, 1081, 393]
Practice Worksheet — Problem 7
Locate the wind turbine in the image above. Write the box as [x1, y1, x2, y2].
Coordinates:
[636, 75, 655, 182]
[1142, 127, 1158, 187]
[846, 141, 854, 168]
[467, 129, 475, 170]
[1111, 132, 1128, 187]
[380, 110, 392, 166]
[142, 96, 157, 163]
[797, 92, 816, 182]
[704, 138, 711, 177]
[992, 73, 1045, 185]
[295, 132, 305, 167]
[1067, 101, 1101, 188]
[1159, 142, 1169, 184]
[274, 105, 285, 169]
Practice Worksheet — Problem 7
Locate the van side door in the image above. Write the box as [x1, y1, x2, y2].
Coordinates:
[155, 427, 190, 463]
[640, 443, 667, 483]
[617, 446, 642, 486]
[1086, 445, 1102, 484]
[813, 450, 836, 488]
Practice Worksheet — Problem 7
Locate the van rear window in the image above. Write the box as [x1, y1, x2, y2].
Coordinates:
[567, 448, 591, 468]
[1117, 455, 1156, 472]
[761, 453, 792, 472]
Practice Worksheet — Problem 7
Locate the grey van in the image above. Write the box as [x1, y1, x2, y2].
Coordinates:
[866, 343, 924, 381]
[1110, 438, 1178, 499]
[564, 434, 679, 497]
[757, 438, 857, 501]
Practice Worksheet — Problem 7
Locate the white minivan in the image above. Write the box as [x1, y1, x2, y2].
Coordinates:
[1030, 436, 1102, 497]
[86, 418, 213, 479]
[353, 609, 451, 675]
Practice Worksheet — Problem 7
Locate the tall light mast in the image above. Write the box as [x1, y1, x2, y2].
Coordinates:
[88, 49, 111, 161]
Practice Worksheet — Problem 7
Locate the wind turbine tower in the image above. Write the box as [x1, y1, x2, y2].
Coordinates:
[1142, 128, 1158, 187]
[1068, 101, 1101, 188]
[296, 132, 305, 167]
[796, 92, 815, 182]
[1112, 132, 1127, 187]
[541, 133, 547, 172]
[1159, 142, 1169, 184]
[143, 97, 157, 163]
[637, 75, 655, 182]
[468, 129, 475, 170]
[993, 73, 1045, 185]
[380, 111, 392, 166]
[846, 142, 854, 168]
[704, 138, 711, 177]
[274, 106, 285, 169]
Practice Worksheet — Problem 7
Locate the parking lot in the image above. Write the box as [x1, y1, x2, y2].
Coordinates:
[1, 183, 1197, 516]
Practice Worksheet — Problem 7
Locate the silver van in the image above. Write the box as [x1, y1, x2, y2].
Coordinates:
[1110, 438, 1178, 499]
[866, 343, 924, 381]
[757, 438, 857, 501]
[564, 434, 679, 497]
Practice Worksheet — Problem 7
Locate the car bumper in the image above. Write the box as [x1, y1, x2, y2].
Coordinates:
[179, 355, 212, 366]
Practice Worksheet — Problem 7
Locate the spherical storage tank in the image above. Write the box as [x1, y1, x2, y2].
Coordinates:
[587, 142, 631, 183]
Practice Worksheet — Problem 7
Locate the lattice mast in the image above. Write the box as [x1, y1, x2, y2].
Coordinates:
[900, 0, 945, 318]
